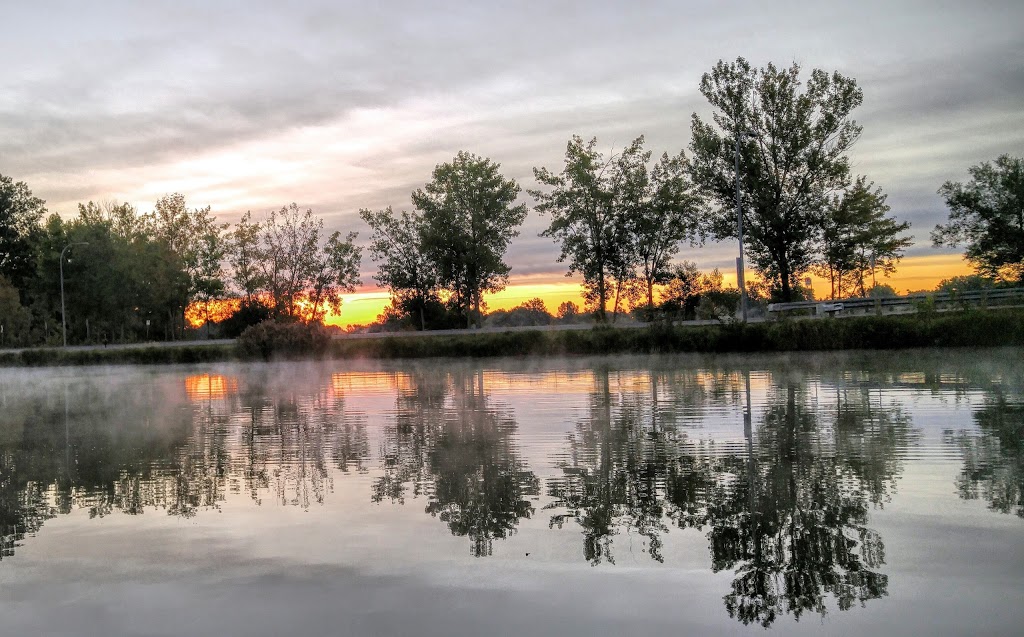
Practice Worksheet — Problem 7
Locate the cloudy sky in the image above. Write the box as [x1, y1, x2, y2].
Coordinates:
[3, 0, 1022, 317]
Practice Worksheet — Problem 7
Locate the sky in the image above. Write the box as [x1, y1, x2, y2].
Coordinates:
[3, 1, 1022, 325]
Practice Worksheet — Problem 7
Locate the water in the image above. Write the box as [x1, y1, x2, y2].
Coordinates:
[1, 350, 1021, 635]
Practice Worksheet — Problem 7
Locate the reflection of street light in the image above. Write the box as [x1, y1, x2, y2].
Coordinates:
[734, 130, 757, 322]
[60, 242, 88, 347]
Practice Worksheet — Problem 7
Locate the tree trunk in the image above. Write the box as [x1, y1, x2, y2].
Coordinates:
[780, 258, 792, 302]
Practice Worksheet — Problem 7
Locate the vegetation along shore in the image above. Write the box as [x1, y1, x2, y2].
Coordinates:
[1, 309, 1021, 367]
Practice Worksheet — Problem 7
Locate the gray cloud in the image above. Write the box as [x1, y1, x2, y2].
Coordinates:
[3, 0, 1023, 283]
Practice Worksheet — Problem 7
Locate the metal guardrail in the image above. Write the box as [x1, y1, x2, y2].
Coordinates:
[768, 287, 1024, 317]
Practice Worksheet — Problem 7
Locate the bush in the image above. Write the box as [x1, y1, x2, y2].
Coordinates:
[220, 300, 272, 338]
[236, 320, 331, 360]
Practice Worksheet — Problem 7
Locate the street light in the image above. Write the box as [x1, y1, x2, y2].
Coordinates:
[734, 129, 756, 323]
[60, 242, 88, 347]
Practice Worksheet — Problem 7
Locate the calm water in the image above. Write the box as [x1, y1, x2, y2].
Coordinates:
[1, 351, 1022, 636]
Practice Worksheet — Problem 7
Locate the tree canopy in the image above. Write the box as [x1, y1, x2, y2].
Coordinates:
[932, 155, 1024, 283]
[690, 57, 863, 302]
[815, 177, 912, 299]
[0, 174, 47, 294]
[414, 152, 527, 328]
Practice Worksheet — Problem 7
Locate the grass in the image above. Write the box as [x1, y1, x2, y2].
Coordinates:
[1, 309, 1021, 367]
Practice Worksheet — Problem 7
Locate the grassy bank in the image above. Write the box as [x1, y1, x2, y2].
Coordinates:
[1, 309, 1021, 367]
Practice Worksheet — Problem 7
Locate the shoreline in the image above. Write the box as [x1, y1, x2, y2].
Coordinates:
[1, 309, 1021, 367]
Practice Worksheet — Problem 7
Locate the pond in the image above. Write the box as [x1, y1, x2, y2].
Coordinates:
[1, 350, 1022, 636]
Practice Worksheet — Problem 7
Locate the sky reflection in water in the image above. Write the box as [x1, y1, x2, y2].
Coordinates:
[0, 351, 1022, 635]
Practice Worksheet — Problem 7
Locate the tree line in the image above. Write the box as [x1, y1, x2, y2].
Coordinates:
[2, 57, 1021, 344]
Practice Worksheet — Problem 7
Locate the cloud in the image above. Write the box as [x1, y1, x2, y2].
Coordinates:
[3, 0, 1023, 285]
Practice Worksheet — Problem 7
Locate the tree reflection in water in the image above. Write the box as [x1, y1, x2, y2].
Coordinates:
[545, 366, 915, 627]
[946, 388, 1024, 517]
[373, 368, 539, 557]
[0, 367, 372, 560]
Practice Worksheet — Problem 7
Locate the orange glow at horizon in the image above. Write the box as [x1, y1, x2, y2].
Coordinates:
[185, 253, 977, 329]
[323, 253, 974, 327]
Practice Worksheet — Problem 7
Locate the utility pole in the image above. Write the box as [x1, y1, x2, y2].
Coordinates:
[734, 130, 755, 322]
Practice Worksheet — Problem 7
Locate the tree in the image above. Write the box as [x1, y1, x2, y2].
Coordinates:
[556, 301, 581, 323]
[531, 136, 636, 323]
[360, 206, 440, 330]
[150, 193, 228, 336]
[0, 276, 32, 346]
[626, 149, 704, 310]
[690, 58, 863, 302]
[932, 155, 1024, 283]
[0, 174, 46, 294]
[486, 298, 553, 328]
[414, 152, 527, 328]
[260, 203, 361, 321]
[228, 211, 267, 305]
[307, 230, 362, 323]
[815, 177, 911, 298]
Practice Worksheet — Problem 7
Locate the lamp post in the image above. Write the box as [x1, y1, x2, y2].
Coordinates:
[734, 129, 756, 322]
[60, 242, 88, 347]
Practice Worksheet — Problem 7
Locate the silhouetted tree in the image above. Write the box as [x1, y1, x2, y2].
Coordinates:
[690, 58, 863, 301]
[932, 155, 1024, 283]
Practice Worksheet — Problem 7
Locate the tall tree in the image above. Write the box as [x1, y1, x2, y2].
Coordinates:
[360, 206, 439, 330]
[414, 152, 527, 328]
[260, 203, 361, 321]
[227, 210, 267, 305]
[932, 155, 1024, 283]
[531, 136, 637, 323]
[690, 58, 863, 302]
[627, 149, 704, 310]
[815, 177, 912, 298]
[0, 174, 46, 294]
[150, 194, 228, 336]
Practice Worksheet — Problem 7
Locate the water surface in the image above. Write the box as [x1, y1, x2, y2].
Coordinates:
[1, 350, 1022, 635]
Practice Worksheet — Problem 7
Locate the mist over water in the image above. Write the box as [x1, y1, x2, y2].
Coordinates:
[1, 351, 1021, 635]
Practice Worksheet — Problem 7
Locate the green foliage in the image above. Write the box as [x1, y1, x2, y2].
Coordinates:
[375, 296, 463, 332]
[37, 206, 187, 344]
[935, 274, 997, 294]
[619, 143, 703, 310]
[151, 193, 229, 334]
[414, 152, 527, 328]
[360, 206, 440, 330]
[532, 136, 701, 322]
[690, 57, 863, 302]
[531, 136, 636, 324]
[235, 320, 331, 360]
[0, 173, 46, 293]
[0, 276, 32, 346]
[933, 155, 1024, 283]
[815, 177, 912, 299]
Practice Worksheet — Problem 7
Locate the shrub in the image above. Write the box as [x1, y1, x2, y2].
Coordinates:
[236, 320, 331, 360]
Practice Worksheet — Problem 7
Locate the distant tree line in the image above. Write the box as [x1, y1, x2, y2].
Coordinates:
[2, 57, 1021, 344]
